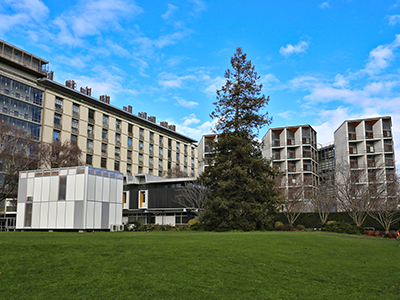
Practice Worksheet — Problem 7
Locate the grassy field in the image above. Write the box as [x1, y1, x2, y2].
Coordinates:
[0, 231, 399, 300]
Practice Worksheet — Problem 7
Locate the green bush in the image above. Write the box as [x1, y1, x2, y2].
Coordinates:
[322, 221, 363, 235]
[297, 225, 305, 230]
[274, 221, 284, 229]
[188, 218, 199, 227]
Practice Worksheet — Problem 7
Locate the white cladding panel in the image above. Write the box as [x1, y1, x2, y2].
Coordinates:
[56, 202, 66, 228]
[40, 202, 49, 228]
[75, 174, 85, 200]
[31, 203, 41, 228]
[94, 201, 102, 229]
[42, 177, 50, 201]
[66, 175, 76, 201]
[109, 203, 116, 225]
[110, 178, 116, 202]
[26, 178, 34, 198]
[95, 176, 103, 201]
[48, 201, 57, 228]
[50, 177, 59, 201]
[116, 181, 123, 203]
[115, 203, 122, 224]
[16, 203, 25, 228]
[65, 201, 75, 228]
[88, 175, 95, 201]
[34, 178, 42, 201]
[156, 215, 175, 226]
[86, 201, 94, 228]
[102, 177, 110, 201]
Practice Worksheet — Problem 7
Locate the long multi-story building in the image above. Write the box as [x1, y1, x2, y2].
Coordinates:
[0, 40, 198, 178]
[197, 134, 217, 175]
[262, 125, 319, 201]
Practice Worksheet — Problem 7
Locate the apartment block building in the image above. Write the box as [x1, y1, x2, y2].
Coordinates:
[334, 116, 395, 184]
[197, 134, 217, 175]
[262, 125, 319, 201]
[0, 40, 198, 181]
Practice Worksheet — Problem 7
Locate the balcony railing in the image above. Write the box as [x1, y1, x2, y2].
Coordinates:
[384, 145, 393, 152]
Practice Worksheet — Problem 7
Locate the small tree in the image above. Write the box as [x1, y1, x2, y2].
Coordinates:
[335, 162, 374, 226]
[40, 140, 83, 169]
[280, 176, 308, 226]
[367, 172, 400, 234]
[200, 47, 281, 231]
[174, 181, 209, 217]
[311, 179, 337, 224]
[164, 166, 188, 178]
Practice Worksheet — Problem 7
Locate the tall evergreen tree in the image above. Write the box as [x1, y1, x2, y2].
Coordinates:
[199, 47, 281, 231]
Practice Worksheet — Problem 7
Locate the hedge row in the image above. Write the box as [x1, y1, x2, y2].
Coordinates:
[274, 212, 400, 230]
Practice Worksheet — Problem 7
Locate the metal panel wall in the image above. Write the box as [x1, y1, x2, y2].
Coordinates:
[66, 175, 76, 201]
[94, 201, 102, 229]
[65, 201, 75, 228]
[75, 174, 85, 200]
[48, 201, 57, 228]
[74, 201, 84, 229]
[42, 177, 50, 201]
[56, 202, 66, 228]
[31, 203, 41, 228]
[40, 202, 49, 228]
[34, 178, 42, 201]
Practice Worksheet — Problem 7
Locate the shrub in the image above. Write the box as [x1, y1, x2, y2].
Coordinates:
[297, 225, 305, 230]
[188, 218, 200, 227]
[323, 221, 363, 235]
[275, 221, 284, 229]
[275, 224, 295, 231]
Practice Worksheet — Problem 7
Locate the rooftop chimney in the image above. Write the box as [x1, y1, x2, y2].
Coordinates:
[65, 80, 76, 89]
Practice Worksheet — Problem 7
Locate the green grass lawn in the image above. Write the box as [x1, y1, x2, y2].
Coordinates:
[0, 231, 399, 300]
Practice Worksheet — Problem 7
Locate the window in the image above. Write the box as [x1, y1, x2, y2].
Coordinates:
[159, 159, 162, 168]
[139, 141, 143, 150]
[101, 158, 107, 169]
[86, 154, 93, 165]
[102, 128, 108, 139]
[191, 147, 194, 155]
[87, 139, 93, 150]
[53, 130, 60, 141]
[191, 158, 194, 166]
[71, 134, 77, 145]
[116, 133, 121, 144]
[59, 176, 67, 200]
[128, 124, 133, 134]
[150, 132, 154, 141]
[139, 128, 144, 138]
[103, 114, 108, 126]
[116, 119, 121, 130]
[73, 104, 79, 115]
[101, 143, 107, 155]
[149, 156, 153, 165]
[55, 97, 62, 109]
[184, 166, 187, 174]
[54, 113, 61, 125]
[158, 171, 162, 177]
[184, 145, 187, 153]
[138, 166, 143, 174]
[168, 138, 172, 147]
[127, 164, 132, 174]
[127, 150, 132, 160]
[87, 124, 93, 135]
[168, 161, 171, 170]
[115, 147, 120, 158]
[168, 150, 171, 159]
[159, 147, 163, 155]
[149, 169, 153, 175]
[176, 142, 180, 151]
[72, 119, 78, 130]
[128, 137, 132, 147]
[159, 135, 163, 145]
[139, 153, 143, 162]
[176, 153, 179, 161]
[191, 168, 194, 176]
[149, 144, 153, 153]
[114, 160, 120, 171]
[184, 156, 187, 163]
[88, 109, 95, 121]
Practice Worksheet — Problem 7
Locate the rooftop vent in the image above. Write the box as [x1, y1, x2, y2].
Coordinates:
[168, 125, 176, 131]
[47, 71, 54, 80]
[65, 80, 76, 89]
[123, 106, 127, 111]
[80, 86, 92, 96]
[128, 105, 132, 113]
[148, 116, 156, 123]
[160, 121, 168, 128]
[138, 112, 147, 119]
[99, 95, 110, 104]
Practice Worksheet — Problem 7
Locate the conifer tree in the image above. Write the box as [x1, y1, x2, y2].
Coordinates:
[199, 47, 281, 231]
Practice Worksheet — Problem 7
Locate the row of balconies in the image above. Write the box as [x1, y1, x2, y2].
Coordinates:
[348, 131, 392, 141]
[350, 160, 394, 169]
[349, 144, 393, 155]
[272, 152, 317, 160]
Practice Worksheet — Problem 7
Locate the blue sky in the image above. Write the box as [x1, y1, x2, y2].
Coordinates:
[1, 0, 400, 154]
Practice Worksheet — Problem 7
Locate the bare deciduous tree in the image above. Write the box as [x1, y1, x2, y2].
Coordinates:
[367, 172, 400, 234]
[164, 166, 189, 178]
[311, 179, 337, 224]
[175, 181, 209, 217]
[40, 140, 83, 169]
[279, 175, 309, 226]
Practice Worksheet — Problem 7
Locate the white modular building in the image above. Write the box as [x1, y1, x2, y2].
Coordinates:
[16, 166, 123, 230]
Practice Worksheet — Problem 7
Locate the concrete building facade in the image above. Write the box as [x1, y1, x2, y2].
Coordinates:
[0, 39, 198, 180]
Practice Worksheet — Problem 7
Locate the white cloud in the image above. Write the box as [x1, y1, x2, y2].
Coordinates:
[363, 34, 400, 75]
[278, 111, 296, 119]
[319, 2, 330, 9]
[279, 41, 309, 57]
[203, 76, 225, 96]
[162, 4, 178, 20]
[158, 72, 196, 88]
[182, 113, 201, 126]
[175, 97, 199, 108]
[387, 15, 400, 25]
